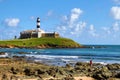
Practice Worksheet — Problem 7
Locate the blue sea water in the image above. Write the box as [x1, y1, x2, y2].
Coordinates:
[0, 45, 120, 66]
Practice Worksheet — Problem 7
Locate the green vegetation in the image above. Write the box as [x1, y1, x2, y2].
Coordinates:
[0, 37, 81, 48]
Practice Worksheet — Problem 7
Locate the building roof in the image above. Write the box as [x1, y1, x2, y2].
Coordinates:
[20, 29, 45, 34]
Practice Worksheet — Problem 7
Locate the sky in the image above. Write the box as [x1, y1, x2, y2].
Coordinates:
[0, 0, 120, 45]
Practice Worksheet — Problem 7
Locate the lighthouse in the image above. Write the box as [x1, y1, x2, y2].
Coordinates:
[37, 17, 40, 31]
[20, 16, 59, 39]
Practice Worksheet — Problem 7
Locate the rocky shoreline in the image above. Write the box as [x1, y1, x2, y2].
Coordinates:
[0, 44, 96, 49]
[0, 45, 83, 49]
[0, 57, 119, 80]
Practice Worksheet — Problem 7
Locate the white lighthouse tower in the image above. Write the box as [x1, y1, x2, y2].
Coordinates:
[37, 17, 40, 31]
[36, 17, 45, 38]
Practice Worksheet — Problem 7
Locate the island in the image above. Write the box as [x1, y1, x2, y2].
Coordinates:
[0, 17, 83, 49]
[0, 37, 82, 49]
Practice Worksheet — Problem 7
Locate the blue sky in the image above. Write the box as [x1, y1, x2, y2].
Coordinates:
[0, 0, 120, 44]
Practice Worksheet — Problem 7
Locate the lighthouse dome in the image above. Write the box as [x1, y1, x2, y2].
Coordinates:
[37, 17, 40, 22]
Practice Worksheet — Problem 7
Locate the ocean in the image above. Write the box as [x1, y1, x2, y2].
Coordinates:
[0, 45, 120, 66]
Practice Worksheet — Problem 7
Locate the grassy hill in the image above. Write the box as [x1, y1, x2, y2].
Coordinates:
[0, 38, 82, 48]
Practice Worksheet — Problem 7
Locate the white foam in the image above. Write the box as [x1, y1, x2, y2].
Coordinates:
[61, 59, 71, 62]
[84, 60, 107, 65]
[94, 61, 107, 65]
[25, 54, 79, 60]
[34, 60, 42, 62]
[0, 53, 8, 57]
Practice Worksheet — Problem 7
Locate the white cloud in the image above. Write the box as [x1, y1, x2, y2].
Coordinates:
[113, 0, 120, 4]
[112, 21, 119, 31]
[89, 24, 94, 31]
[102, 27, 111, 34]
[57, 8, 102, 38]
[74, 21, 86, 32]
[57, 26, 66, 31]
[4, 18, 20, 27]
[101, 21, 120, 35]
[89, 25, 98, 37]
[69, 21, 86, 36]
[70, 8, 83, 24]
[57, 8, 84, 36]
[111, 6, 120, 20]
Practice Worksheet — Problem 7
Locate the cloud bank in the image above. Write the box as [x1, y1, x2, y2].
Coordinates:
[55, 6, 120, 44]
[57, 8, 99, 38]
[57, 8, 86, 37]
[111, 6, 120, 20]
[4, 18, 20, 27]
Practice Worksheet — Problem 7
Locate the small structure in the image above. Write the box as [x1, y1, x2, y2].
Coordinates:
[20, 17, 59, 39]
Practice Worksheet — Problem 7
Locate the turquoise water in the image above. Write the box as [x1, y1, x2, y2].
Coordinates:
[0, 45, 120, 66]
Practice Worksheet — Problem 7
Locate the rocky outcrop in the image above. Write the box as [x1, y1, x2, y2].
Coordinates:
[93, 68, 112, 79]
[74, 62, 120, 80]
[0, 57, 120, 80]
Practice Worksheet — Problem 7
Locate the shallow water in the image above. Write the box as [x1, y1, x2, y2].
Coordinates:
[0, 45, 120, 66]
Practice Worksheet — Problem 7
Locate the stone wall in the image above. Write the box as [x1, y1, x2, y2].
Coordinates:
[20, 32, 59, 39]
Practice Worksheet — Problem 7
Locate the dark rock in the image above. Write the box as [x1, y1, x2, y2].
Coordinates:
[88, 68, 92, 72]
[93, 70, 112, 80]
[10, 67, 20, 75]
[0, 52, 5, 55]
[10, 67, 17, 74]
[69, 69, 76, 73]
[47, 67, 57, 76]
[1, 74, 8, 80]
[66, 64, 71, 68]
[36, 69, 45, 74]
[75, 62, 90, 70]
[47, 67, 67, 77]
[115, 72, 120, 78]
[12, 56, 26, 61]
[93, 73, 103, 80]
[24, 68, 31, 76]
[75, 62, 84, 66]
[106, 64, 120, 70]
[37, 75, 43, 80]
[74, 66, 81, 70]
[59, 69, 66, 75]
